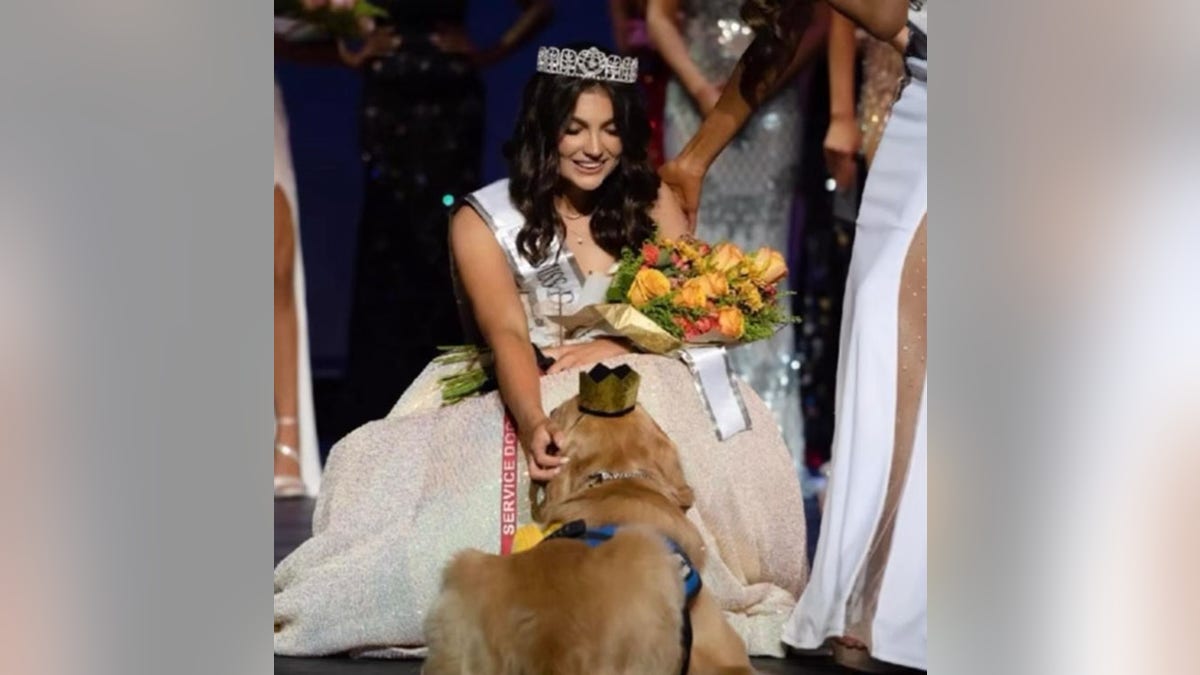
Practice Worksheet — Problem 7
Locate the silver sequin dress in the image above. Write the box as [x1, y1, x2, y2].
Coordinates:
[273, 180, 809, 658]
[663, 0, 806, 469]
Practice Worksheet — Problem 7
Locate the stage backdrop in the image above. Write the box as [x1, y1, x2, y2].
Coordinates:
[276, 2, 616, 376]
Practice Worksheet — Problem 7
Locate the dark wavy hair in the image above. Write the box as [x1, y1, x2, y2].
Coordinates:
[505, 45, 659, 265]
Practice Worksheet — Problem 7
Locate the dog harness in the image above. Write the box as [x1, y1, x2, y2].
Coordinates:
[545, 519, 702, 675]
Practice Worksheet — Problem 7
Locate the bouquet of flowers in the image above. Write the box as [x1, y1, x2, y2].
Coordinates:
[607, 235, 793, 345]
[435, 234, 796, 405]
[550, 233, 797, 354]
[274, 0, 386, 39]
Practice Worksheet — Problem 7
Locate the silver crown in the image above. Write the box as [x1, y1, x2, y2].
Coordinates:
[536, 46, 638, 84]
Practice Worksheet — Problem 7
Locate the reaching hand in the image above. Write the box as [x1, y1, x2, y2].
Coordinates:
[541, 339, 633, 375]
[521, 417, 568, 482]
[338, 27, 401, 68]
[658, 156, 706, 232]
[824, 114, 861, 193]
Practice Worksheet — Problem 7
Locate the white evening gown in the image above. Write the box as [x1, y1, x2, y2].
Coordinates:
[782, 4, 928, 670]
[274, 83, 321, 496]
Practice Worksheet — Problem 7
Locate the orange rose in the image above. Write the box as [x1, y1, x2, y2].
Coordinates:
[717, 306, 745, 339]
[709, 242, 745, 273]
[691, 271, 729, 300]
[673, 278, 709, 310]
[747, 247, 787, 285]
[627, 268, 671, 307]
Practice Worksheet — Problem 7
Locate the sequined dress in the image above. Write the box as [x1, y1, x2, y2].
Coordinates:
[663, 0, 805, 469]
[341, 0, 485, 432]
[274, 180, 809, 658]
[857, 34, 905, 164]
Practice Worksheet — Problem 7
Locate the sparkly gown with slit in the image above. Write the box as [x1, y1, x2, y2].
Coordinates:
[782, 3, 928, 670]
[663, 0, 805, 469]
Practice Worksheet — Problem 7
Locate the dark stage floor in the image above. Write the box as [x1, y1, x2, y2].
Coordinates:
[274, 498, 909, 675]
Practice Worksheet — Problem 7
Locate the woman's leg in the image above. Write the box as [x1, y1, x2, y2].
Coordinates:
[274, 185, 301, 479]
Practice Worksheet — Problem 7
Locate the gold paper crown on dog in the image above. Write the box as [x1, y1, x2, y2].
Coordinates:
[579, 364, 640, 417]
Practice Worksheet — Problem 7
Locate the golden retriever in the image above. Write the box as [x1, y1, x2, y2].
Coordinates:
[423, 393, 755, 675]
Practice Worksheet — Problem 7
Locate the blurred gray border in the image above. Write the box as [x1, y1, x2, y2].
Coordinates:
[0, 1, 272, 673]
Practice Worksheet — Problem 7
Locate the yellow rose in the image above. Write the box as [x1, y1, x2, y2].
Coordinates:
[673, 278, 709, 310]
[736, 281, 764, 311]
[627, 268, 671, 307]
[747, 247, 787, 285]
[709, 242, 745, 273]
[717, 306, 745, 339]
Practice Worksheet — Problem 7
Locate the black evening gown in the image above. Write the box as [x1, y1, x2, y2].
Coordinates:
[342, 0, 484, 430]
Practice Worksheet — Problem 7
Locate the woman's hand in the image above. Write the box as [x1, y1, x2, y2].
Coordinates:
[824, 113, 861, 192]
[337, 26, 401, 68]
[520, 417, 568, 481]
[542, 338, 634, 375]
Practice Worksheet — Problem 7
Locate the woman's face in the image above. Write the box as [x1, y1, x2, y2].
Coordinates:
[557, 88, 623, 193]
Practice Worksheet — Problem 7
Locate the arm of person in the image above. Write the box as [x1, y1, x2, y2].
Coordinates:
[477, 0, 555, 66]
[658, 2, 828, 226]
[646, 0, 722, 114]
[826, 0, 908, 44]
[449, 206, 567, 479]
[824, 9, 861, 191]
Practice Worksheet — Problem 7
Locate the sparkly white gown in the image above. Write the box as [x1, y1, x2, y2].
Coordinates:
[782, 4, 928, 670]
[274, 83, 321, 496]
[663, 0, 805, 468]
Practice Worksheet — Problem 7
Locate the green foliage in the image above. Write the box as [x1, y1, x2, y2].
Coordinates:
[606, 247, 643, 302]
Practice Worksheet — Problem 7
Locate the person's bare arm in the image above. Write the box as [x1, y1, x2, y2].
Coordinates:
[824, 9, 861, 190]
[658, 2, 828, 226]
[647, 0, 722, 115]
[827, 0, 907, 43]
[482, 0, 555, 65]
[450, 207, 566, 479]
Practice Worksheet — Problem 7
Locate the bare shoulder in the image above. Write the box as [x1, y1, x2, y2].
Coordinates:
[449, 203, 489, 243]
[648, 181, 689, 239]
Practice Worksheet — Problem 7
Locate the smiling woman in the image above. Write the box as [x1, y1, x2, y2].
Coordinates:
[505, 47, 660, 268]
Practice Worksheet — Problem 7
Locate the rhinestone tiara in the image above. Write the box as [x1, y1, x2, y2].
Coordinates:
[536, 46, 638, 84]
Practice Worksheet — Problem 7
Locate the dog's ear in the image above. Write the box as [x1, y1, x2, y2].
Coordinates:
[640, 412, 694, 511]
